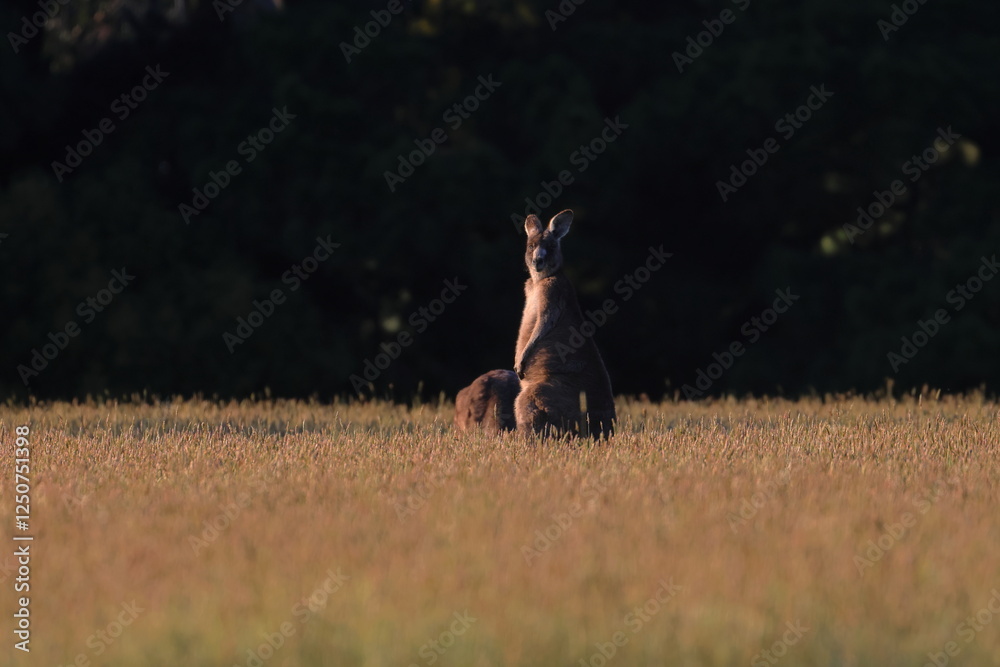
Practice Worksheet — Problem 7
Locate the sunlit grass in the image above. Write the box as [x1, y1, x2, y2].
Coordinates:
[2, 394, 999, 666]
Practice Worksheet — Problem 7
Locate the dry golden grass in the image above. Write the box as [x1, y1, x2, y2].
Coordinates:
[2, 394, 1000, 666]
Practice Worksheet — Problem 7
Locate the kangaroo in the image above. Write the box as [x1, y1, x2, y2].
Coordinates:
[514, 210, 615, 438]
[454, 369, 520, 432]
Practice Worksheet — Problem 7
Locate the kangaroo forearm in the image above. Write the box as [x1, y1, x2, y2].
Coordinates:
[519, 334, 539, 364]
[519, 306, 559, 365]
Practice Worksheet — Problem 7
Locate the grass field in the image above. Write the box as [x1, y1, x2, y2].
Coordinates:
[2, 394, 1000, 667]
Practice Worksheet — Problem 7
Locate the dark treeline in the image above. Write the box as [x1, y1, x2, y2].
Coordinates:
[1, 0, 998, 401]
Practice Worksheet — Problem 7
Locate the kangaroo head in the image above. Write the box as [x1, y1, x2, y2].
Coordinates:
[524, 209, 572, 279]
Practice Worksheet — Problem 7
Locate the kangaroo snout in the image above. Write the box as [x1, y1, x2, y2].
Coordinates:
[532, 248, 548, 272]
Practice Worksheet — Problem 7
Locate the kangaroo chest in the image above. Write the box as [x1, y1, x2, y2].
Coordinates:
[524, 284, 544, 321]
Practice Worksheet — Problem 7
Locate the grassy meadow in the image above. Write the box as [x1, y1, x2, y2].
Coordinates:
[2, 394, 1000, 666]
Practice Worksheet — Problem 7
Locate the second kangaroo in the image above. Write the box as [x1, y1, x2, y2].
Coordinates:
[514, 210, 615, 438]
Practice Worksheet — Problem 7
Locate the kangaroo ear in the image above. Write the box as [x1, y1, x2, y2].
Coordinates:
[548, 209, 573, 239]
[524, 214, 543, 237]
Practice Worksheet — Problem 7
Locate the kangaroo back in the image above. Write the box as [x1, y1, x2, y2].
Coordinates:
[454, 370, 520, 432]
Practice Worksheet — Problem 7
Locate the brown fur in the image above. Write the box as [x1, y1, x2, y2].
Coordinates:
[513, 210, 615, 438]
[454, 369, 520, 432]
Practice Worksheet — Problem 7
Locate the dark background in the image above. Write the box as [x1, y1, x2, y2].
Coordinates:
[1, 0, 997, 402]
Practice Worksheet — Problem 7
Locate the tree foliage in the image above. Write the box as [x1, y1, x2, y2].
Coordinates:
[1, 0, 997, 400]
